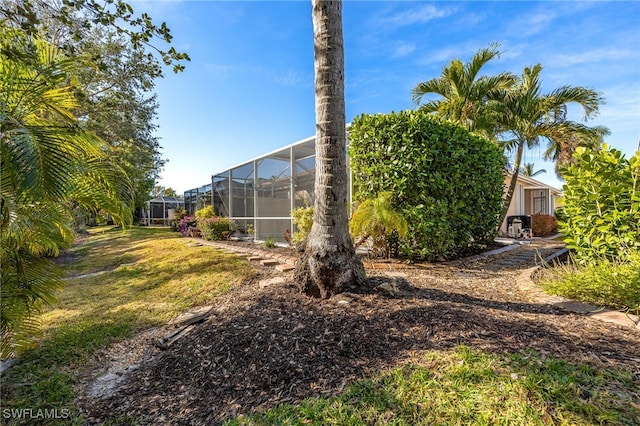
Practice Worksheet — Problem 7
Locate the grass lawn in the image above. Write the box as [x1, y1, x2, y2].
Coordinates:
[228, 346, 639, 425]
[0, 226, 256, 423]
[2, 227, 638, 425]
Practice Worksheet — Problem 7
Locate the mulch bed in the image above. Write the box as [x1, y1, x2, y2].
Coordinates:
[77, 260, 640, 425]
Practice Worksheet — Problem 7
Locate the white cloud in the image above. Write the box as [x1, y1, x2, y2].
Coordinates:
[392, 42, 417, 58]
[373, 4, 455, 31]
[204, 64, 235, 78]
[506, 10, 557, 38]
[204, 64, 311, 88]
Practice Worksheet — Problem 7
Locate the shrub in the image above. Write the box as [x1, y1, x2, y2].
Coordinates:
[540, 250, 640, 315]
[559, 145, 640, 263]
[195, 206, 216, 221]
[198, 216, 236, 240]
[531, 214, 558, 237]
[179, 216, 196, 236]
[349, 111, 504, 261]
[291, 206, 314, 245]
[264, 238, 277, 248]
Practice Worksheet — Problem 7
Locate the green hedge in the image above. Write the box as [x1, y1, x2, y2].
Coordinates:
[559, 145, 640, 263]
[349, 111, 505, 261]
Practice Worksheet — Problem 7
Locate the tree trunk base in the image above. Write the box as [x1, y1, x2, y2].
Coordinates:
[294, 246, 365, 299]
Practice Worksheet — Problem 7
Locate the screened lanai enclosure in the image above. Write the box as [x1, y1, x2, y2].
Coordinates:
[146, 196, 184, 226]
[184, 183, 212, 215]
[185, 136, 352, 242]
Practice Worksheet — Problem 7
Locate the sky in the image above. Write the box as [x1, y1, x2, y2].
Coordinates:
[132, 1, 640, 194]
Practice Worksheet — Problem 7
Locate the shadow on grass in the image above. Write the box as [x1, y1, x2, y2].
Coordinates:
[85, 277, 640, 425]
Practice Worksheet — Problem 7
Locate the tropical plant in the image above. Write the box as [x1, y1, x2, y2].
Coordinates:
[349, 111, 504, 261]
[411, 43, 516, 138]
[350, 192, 408, 258]
[497, 64, 609, 226]
[0, 26, 133, 356]
[520, 163, 546, 177]
[291, 205, 314, 245]
[559, 145, 640, 263]
[294, 0, 365, 298]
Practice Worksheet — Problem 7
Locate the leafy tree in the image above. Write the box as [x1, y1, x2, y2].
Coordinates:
[0, 0, 190, 73]
[74, 30, 166, 211]
[0, 27, 133, 356]
[559, 145, 640, 263]
[497, 64, 609, 225]
[411, 43, 516, 138]
[350, 192, 408, 258]
[294, 0, 365, 298]
[151, 185, 178, 199]
[2, 2, 180, 212]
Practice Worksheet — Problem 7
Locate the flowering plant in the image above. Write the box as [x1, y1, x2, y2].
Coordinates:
[179, 216, 196, 236]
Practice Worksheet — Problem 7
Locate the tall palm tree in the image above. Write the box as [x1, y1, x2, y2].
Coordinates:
[497, 64, 609, 225]
[0, 26, 132, 356]
[294, 0, 365, 298]
[411, 43, 516, 138]
[520, 163, 546, 177]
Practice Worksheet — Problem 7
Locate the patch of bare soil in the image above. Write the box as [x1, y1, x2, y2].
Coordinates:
[77, 262, 640, 425]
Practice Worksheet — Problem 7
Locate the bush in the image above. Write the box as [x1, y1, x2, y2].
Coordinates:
[195, 206, 215, 221]
[179, 216, 196, 236]
[198, 216, 236, 240]
[531, 214, 558, 237]
[540, 250, 640, 315]
[559, 145, 640, 263]
[291, 206, 314, 245]
[349, 111, 504, 261]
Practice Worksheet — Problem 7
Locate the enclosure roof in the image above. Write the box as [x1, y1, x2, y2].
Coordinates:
[148, 196, 183, 204]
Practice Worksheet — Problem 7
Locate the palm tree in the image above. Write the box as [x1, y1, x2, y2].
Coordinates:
[411, 43, 516, 138]
[350, 192, 408, 258]
[294, 0, 365, 299]
[497, 64, 609, 225]
[520, 163, 546, 177]
[1, 27, 133, 356]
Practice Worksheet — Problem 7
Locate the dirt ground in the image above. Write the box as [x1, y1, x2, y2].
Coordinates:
[76, 246, 640, 425]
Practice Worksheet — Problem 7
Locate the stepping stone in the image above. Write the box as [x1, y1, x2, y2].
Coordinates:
[275, 264, 295, 272]
[258, 276, 285, 288]
[260, 259, 280, 266]
[247, 256, 263, 261]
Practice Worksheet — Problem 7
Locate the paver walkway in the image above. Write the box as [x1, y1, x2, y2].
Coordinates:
[447, 239, 565, 272]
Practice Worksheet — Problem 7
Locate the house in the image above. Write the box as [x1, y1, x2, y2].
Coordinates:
[184, 133, 562, 242]
[501, 172, 563, 237]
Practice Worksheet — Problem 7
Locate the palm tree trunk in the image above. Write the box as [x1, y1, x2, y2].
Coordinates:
[294, 0, 365, 298]
[499, 139, 525, 229]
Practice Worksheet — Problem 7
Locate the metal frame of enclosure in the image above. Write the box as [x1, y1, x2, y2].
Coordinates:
[184, 183, 212, 215]
[185, 136, 352, 242]
[146, 196, 184, 226]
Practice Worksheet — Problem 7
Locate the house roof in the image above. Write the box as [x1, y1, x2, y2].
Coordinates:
[506, 171, 563, 195]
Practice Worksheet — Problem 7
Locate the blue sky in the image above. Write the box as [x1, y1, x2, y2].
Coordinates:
[136, 1, 640, 194]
